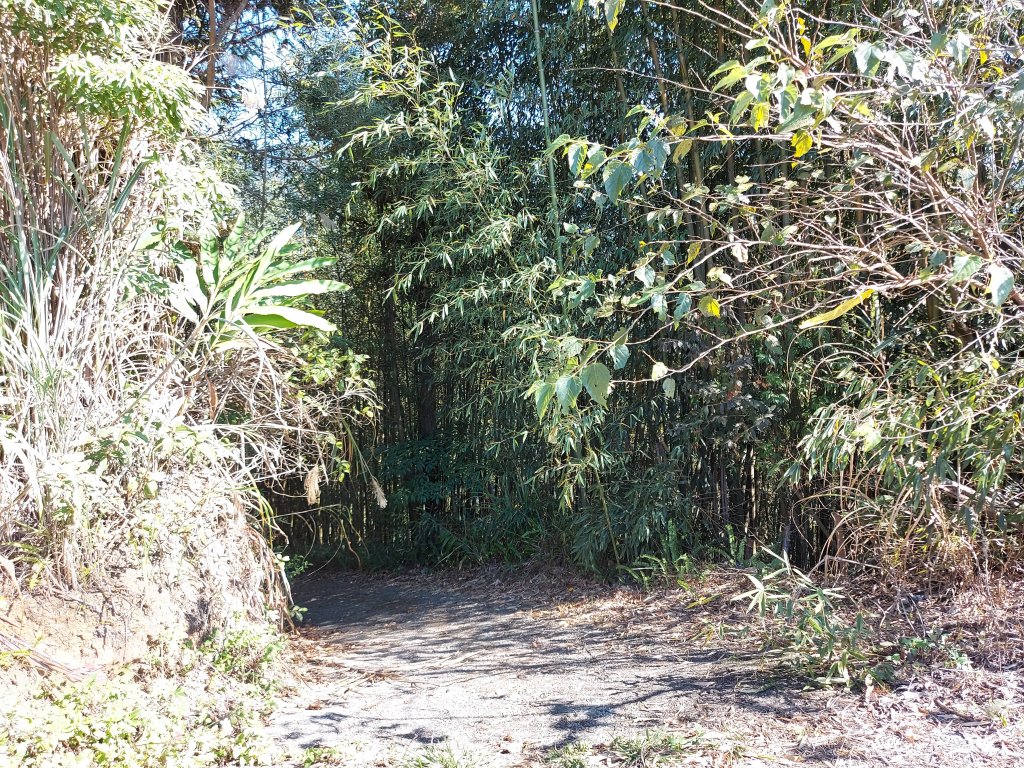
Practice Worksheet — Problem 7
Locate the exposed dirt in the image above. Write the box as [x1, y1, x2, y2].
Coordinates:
[271, 569, 1024, 767]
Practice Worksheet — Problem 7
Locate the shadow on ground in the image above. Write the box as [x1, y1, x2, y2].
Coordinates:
[270, 573, 836, 761]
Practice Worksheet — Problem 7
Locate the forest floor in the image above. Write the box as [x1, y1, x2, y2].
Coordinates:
[270, 567, 1023, 767]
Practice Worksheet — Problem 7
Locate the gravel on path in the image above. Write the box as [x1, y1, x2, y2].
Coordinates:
[269, 571, 1023, 767]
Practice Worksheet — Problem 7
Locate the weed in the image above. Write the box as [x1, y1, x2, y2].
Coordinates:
[402, 744, 476, 768]
[547, 741, 592, 768]
[302, 745, 347, 766]
[736, 549, 886, 687]
[200, 623, 285, 692]
[0, 656, 279, 767]
[900, 631, 972, 670]
[609, 730, 701, 767]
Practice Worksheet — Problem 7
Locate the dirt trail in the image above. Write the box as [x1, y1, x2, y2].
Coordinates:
[270, 572, 1023, 767]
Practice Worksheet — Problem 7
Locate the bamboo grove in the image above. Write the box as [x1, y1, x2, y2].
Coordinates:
[208, 0, 1024, 585]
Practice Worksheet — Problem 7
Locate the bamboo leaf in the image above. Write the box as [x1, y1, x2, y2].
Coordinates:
[799, 289, 874, 329]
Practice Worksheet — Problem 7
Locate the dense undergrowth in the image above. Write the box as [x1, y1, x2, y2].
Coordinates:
[0, 624, 285, 768]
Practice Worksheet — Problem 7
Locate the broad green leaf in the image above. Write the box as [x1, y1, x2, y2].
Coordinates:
[581, 363, 612, 407]
[708, 266, 733, 286]
[603, 159, 633, 205]
[950, 253, 982, 283]
[750, 101, 770, 131]
[854, 42, 883, 75]
[548, 134, 573, 152]
[672, 295, 691, 320]
[265, 256, 338, 279]
[178, 259, 207, 313]
[813, 32, 854, 54]
[988, 264, 1014, 307]
[567, 142, 586, 176]
[134, 226, 163, 251]
[609, 343, 630, 370]
[714, 65, 748, 92]
[745, 73, 763, 98]
[555, 375, 583, 410]
[634, 264, 655, 288]
[710, 59, 740, 78]
[662, 377, 676, 398]
[798, 289, 874, 329]
[730, 91, 755, 125]
[245, 305, 336, 332]
[167, 290, 199, 324]
[853, 418, 881, 452]
[533, 381, 555, 419]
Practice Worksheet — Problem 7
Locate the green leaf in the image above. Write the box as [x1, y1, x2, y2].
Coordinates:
[555, 375, 583, 411]
[245, 306, 337, 332]
[264, 223, 302, 260]
[714, 65, 748, 92]
[133, 226, 164, 251]
[265, 256, 338, 280]
[533, 381, 556, 419]
[750, 101, 770, 131]
[710, 59, 740, 78]
[854, 42, 883, 75]
[581, 363, 612, 407]
[662, 377, 676, 398]
[950, 253, 982, 283]
[634, 264, 655, 288]
[853, 418, 881, 452]
[798, 289, 874, 329]
[730, 91, 755, 125]
[651, 362, 670, 380]
[251, 279, 349, 301]
[602, 159, 633, 205]
[178, 259, 207, 312]
[609, 343, 630, 370]
[988, 263, 1014, 307]
[567, 142, 587, 176]
[672, 295, 691, 320]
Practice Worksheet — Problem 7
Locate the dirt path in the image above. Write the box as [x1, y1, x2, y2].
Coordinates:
[270, 571, 1023, 767]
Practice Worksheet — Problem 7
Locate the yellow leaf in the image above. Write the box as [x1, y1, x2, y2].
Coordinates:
[800, 36, 811, 58]
[751, 102, 770, 131]
[698, 295, 721, 318]
[792, 130, 813, 158]
[672, 138, 693, 164]
[799, 289, 874, 329]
